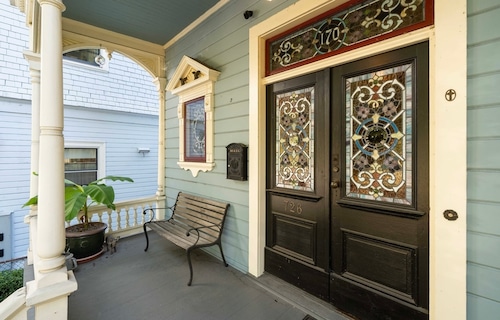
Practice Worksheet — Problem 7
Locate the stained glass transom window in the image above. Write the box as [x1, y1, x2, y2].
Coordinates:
[346, 63, 413, 204]
[276, 87, 314, 191]
[185, 98, 206, 162]
[268, 0, 429, 74]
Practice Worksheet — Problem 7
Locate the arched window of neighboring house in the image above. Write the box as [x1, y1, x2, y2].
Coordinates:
[63, 49, 109, 69]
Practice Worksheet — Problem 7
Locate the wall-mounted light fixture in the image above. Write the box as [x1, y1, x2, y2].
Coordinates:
[137, 147, 150, 156]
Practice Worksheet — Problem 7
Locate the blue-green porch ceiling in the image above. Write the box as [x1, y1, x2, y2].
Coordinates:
[62, 0, 222, 46]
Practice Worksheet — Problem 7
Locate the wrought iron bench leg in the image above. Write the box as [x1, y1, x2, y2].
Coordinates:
[218, 242, 228, 267]
[187, 247, 194, 286]
[143, 223, 150, 252]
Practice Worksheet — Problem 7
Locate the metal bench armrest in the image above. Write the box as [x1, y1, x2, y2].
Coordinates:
[185, 223, 222, 246]
[142, 206, 174, 223]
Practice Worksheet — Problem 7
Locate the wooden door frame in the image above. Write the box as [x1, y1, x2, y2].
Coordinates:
[248, 0, 467, 319]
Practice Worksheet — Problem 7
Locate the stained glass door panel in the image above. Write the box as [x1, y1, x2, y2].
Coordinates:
[276, 86, 315, 191]
[346, 64, 413, 205]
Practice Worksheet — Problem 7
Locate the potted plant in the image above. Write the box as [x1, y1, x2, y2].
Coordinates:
[24, 175, 133, 262]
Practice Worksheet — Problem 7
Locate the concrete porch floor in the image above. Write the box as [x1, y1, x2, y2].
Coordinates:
[67, 232, 352, 320]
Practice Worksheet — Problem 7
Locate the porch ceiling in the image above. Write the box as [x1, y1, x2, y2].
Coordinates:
[62, 0, 223, 46]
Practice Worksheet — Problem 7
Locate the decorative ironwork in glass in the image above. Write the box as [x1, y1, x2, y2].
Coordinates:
[185, 98, 206, 161]
[345, 63, 413, 204]
[276, 87, 314, 191]
[269, 0, 428, 74]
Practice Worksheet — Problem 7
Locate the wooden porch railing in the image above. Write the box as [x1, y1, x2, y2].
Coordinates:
[67, 195, 165, 238]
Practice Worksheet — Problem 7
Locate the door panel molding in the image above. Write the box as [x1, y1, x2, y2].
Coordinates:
[341, 229, 418, 304]
[338, 198, 427, 217]
[271, 212, 317, 264]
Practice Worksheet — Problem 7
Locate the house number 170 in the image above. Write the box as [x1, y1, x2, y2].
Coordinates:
[283, 200, 303, 214]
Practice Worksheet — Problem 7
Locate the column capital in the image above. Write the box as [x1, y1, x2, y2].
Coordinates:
[37, 0, 65, 11]
[23, 50, 41, 69]
[153, 77, 167, 93]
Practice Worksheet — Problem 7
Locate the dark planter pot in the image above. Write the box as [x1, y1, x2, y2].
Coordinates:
[65, 222, 107, 262]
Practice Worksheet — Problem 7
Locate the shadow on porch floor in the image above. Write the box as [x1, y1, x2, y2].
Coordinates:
[68, 232, 351, 320]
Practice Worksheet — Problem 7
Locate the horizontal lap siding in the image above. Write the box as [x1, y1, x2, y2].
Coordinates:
[467, 0, 500, 317]
[1, 2, 161, 259]
[164, 0, 295, 272]
[64, 106, 159, 200]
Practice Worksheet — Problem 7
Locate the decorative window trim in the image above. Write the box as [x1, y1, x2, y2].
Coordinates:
[166, 56, 220, 177]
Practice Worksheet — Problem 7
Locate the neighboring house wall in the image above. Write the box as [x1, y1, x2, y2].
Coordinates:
[466, 0, 500, 317]
[164, 0, 296, 272]
[0, 0, 159, 260]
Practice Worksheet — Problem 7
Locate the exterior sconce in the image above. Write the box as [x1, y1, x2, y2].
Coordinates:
[137, 148, 150, 156]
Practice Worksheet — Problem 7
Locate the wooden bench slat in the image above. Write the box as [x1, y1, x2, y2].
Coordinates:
[174, 209, 223, 227]
[143, 192, 230, 286]
[170, 216, 221, 239]
[178, 193, 228, 209]
[175, 201, 226, 220]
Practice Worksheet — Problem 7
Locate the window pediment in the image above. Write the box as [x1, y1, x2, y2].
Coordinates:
[167, 56, 220, 177]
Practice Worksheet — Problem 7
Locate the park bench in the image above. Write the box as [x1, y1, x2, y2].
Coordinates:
[142, 192, 230, 286]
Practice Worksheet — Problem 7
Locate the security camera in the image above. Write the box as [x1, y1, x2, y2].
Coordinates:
[244, 10, 253, 19]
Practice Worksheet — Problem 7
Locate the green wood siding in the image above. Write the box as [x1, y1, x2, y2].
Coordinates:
[467, 0, 500, 317]
[164, 0, 294, 272]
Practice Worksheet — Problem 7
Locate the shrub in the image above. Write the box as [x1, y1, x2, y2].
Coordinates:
[0, 269, 24, 302]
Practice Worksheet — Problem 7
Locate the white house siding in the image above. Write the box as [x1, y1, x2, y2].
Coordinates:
[0, 0, 159, 260]
[467, 0, 500, 317]
[164, 0, 295, 272]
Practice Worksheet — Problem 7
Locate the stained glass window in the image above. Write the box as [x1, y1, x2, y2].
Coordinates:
[276, 87, 314, 191]
[185, 97, 206, 162]
[345, 63, 413, 204]
[268, 0, 430, 74]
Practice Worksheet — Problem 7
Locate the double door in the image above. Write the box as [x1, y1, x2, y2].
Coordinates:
[265, 42, 429, 319]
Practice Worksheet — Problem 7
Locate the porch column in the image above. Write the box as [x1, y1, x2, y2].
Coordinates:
[154, 77, 167, 217]
[23, 51, 41, 267]
[36, 0, 65, 275]
[25, 0, 77, 318]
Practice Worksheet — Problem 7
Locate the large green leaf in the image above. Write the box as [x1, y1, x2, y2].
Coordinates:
[24, 174, 133, 223]
[23, 195, 38, 207]
[64, 186, 88, 221]
[64, 175, 132, 222]
[92, 176, 134, 185]
[83, 184, 116, 209]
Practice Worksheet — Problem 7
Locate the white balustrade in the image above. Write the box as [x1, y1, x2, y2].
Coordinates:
[66, 195, 164, 238]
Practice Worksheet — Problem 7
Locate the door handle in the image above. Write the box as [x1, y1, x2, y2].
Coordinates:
[330, 180, 340, 189]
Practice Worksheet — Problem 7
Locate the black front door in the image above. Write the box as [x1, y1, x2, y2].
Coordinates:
[266, 42, 429, 319]
[265, 70, 331, 299]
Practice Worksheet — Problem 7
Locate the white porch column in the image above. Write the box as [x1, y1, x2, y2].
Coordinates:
[25, 0, 77, 318]
[153, 77, 167, 218]
[23, 51, 41, 267]
[36, 0, 66, 276]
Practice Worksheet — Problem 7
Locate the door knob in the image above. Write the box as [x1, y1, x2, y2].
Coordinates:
[330, 181, 340, 189]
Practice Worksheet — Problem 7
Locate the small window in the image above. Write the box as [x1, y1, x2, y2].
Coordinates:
[64, 148, 98, 185]
[184, 97, 206, 162]
[63, 49, 108, 68]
